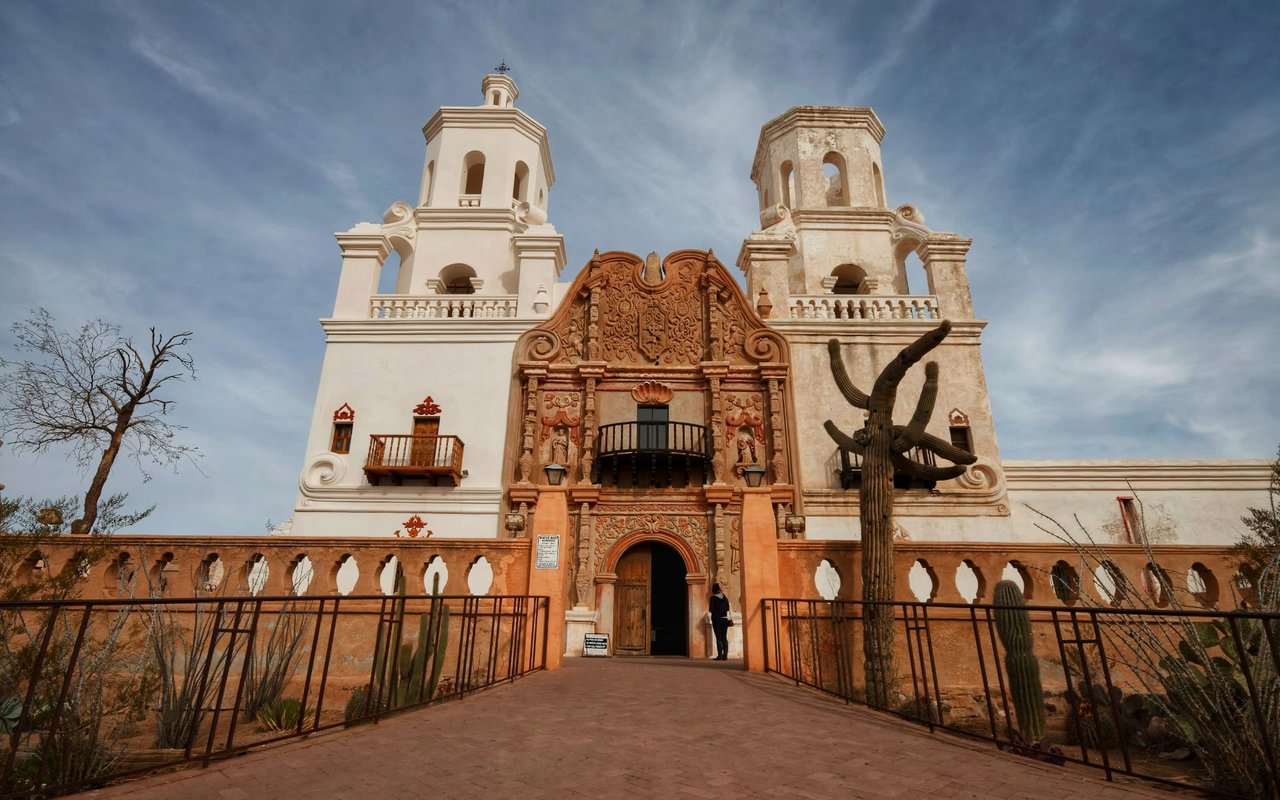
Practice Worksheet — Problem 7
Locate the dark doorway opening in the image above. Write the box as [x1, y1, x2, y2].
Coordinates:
[650, 542, 688, 656]
[613, 541, 689, 656]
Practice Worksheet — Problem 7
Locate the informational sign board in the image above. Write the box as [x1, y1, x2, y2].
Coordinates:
[535, 534, 560, 569]
[583, 633, 610, 657]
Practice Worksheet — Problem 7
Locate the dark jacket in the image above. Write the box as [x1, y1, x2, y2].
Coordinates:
[710, 593, 730, 623]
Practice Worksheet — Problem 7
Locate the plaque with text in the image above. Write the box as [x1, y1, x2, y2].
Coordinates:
[583, 633, 609, 657]
[535, 534, 560, 569]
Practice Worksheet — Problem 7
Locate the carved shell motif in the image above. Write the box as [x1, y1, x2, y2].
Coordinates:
[631, 380, 673, 405]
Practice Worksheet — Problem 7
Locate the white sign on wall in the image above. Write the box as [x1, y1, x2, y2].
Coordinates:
[535, 535, 560, 569]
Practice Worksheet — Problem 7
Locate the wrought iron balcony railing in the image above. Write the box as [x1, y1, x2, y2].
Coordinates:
[594, 421, 711, 488]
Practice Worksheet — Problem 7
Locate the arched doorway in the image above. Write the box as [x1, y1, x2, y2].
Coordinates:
[613, 541, 689, 656]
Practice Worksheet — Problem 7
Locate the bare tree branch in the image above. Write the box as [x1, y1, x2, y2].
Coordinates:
[0, 309, 200, 533]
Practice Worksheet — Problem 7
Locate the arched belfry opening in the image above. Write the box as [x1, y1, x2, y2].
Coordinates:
[613, 540, 689, 656]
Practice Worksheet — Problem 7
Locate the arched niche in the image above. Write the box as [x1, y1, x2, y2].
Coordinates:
[831, 264, 867, 296]
[439, 263, 477, 295]
[822, 151, 849, 207]
[513, 161, 530, 202]
[462, 150, 485, 196]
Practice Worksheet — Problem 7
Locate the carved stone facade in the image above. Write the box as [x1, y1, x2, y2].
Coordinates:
[507, 250, 795, 615]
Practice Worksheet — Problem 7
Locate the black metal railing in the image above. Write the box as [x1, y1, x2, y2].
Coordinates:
[596, 421, 710, 458]
[594, 421, 712, 488]
[762, 597, 1280, 798]
[837, 446, 940, 489]
[0, 592, 548, 798]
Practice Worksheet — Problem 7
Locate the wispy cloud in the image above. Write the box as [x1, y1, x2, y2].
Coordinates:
[128, 32, 268, 119]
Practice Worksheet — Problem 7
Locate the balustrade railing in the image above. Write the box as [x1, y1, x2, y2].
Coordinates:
[368, 295, 518, 319]
[788, 295, 940, 321]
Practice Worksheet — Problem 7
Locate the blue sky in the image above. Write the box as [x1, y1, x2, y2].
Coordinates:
[1, 1, 1278, 534]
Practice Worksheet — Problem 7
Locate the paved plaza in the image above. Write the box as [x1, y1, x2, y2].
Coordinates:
[79, 658, 1175, 799]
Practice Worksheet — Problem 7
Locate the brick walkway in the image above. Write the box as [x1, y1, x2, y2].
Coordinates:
[80, 658, 1174, 799]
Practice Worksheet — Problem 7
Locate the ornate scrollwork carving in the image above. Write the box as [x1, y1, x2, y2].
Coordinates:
[953, 458, 1005, 498]
[891, 203, 932, 250]
[593, 511, 708, 571]
[383, 201, 414, 225]
[302, 453, 346, 490]
[524, 331, 561, 362]
[743, 329, 786, 363]
[514, 201, 547, 225]
[759, 203, 790, 229]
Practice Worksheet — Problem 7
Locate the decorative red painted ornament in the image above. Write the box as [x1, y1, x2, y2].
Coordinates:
[413, 396, 443, 416]
[394, 514, 432, 539]
[333, 402, 356, 422]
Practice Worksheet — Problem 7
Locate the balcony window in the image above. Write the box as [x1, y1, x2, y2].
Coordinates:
[636, 405, 669, 450]
[595, 413, 710, 489]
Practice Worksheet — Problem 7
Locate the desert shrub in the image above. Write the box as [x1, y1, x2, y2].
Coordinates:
[1030, 499, 1280, 799]
[255, 698, 314, 733]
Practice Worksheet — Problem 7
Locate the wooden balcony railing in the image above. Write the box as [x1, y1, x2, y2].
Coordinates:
[364, 435, 465, 486]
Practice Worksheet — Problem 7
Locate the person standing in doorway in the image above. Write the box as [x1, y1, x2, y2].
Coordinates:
[710, 582, 731, 660]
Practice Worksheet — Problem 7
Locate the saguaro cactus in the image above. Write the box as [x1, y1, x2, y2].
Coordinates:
[993, 579, 1046, 740]
[825, 320, 976, 708]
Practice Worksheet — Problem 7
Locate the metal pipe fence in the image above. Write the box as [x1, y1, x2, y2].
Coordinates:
[0, 592, 548, 798]
[761, 597, 1280, 798]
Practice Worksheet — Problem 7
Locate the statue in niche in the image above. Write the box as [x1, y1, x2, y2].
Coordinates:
[550, 425, 570, 465]
[734, 424, 760, 475]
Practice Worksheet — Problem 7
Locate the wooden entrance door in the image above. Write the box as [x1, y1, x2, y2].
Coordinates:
[614, 546, 650, 655]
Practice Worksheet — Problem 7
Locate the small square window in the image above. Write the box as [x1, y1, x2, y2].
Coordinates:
[948, 425, 972, 453]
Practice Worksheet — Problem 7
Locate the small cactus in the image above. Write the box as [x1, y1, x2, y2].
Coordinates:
[993, 580, 1046, 740]
[373, 568, 451, 710]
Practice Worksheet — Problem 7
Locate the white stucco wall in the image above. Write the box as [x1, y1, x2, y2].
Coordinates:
[292, 318, 533, 537]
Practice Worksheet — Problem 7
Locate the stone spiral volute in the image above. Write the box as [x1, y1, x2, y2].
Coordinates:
[302, 453, 346, 491]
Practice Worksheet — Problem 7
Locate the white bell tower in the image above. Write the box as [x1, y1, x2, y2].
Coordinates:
[738, 105, 1009, 541]
[293, 72, 567, 539]
[331, 70, 565, 320]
